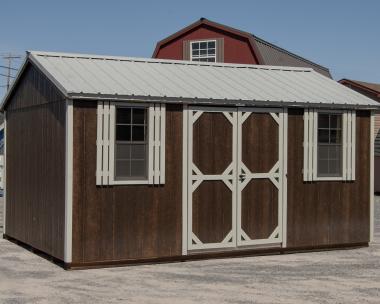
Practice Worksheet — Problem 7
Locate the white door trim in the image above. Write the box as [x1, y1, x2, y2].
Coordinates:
[183, 106, 288, 254]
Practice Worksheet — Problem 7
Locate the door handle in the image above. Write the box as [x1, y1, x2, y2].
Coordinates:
[239, 174, 246, 181]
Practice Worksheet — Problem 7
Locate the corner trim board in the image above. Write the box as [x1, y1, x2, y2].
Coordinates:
[3, 113, 6, 234]
[182, 105, 188, 255]
[370, 111, 375, 243]
[64, 99, 73, 263]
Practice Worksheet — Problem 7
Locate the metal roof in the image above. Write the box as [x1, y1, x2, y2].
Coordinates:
[2, 51, 378, 110]
[253, 36, 332, 78]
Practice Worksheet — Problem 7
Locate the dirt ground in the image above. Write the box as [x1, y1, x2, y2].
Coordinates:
[0, 198, 379, 304]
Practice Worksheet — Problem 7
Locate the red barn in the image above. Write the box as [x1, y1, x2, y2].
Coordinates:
[153, 18, 331, 78]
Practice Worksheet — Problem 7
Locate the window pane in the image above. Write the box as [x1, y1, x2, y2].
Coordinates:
[116, 108, 131, 124]
[200, 42, 207, 49]
[207, 58, 216, 62]
[200, 49, 207, 55]
[318, 145, 329, 160]
[192, 42, 199, 50]
[132, 108, 145, 124]
[192, 50, 199, 56]
[131, 160, 146, 177]
[132, 126, 145, 141]
[116, 144, 131, 160]
[318, 114, 329, 129]
[329, 145, 341, 160]
[199, 58, 208, 62]
[318, 129, 329, 143]
[116, 125, 131, 141]
[329, 159, 341, 176]
[115, 160, 130, 178]
[208, 48, 215, 55]
[131, 144, 146, 160]
[318, 159, 329, 175]
[330, 130, 342, 143]
[330, 115, 342, 129]
[208, 41, 215, 48]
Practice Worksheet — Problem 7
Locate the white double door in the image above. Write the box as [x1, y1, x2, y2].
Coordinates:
[187, 106, 286, 251]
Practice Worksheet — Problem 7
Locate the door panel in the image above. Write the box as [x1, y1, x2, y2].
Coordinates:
[187, 107, 284, 251]
[188, 107, 237, 250]
[237, 108, 283, 247]
[192, 181, 232, 244]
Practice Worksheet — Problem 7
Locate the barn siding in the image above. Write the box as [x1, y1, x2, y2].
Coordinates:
[155, 24, 259, 64]
[5, 63, 66, 260]
[287, 109, 370, 247]
[72, 102, 182, 264]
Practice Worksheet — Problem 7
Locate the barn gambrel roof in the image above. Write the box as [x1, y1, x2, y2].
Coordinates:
[1, 51, 378, 110]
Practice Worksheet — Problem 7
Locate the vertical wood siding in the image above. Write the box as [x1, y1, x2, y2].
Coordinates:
[5, 63, 66, 260]
[72, 102, 182, 264]
[287, 109, 370, 247]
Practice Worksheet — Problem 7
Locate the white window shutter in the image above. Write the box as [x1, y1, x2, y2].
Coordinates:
[96, 101, 111, 186]
[148, 103, 166, 185]
[303, 108, 315, 182]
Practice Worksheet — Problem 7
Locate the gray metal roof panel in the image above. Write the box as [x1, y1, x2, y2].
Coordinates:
[1, 51, 378, 110]
[253, 36, 332, 78]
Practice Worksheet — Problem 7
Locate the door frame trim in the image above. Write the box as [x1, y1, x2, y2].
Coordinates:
[182, 106, 288, 255]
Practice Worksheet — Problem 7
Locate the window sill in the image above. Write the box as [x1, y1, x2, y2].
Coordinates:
[313, 176, 343, 181]
[111, 180, 150, 185]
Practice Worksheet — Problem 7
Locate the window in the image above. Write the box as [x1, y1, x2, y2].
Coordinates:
[303, 109, 356, 181]
[317, 113, 342, 177]
[191, 40, 216, 62]
[96, 102, 165, 186]
[115, 107, 148, 180]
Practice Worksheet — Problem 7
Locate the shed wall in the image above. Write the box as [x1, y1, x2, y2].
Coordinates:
[72, 102, 183, 264]
[155, 24, 259, 64]
[287, 109, 370, 247]
[5, 63, 66, 260]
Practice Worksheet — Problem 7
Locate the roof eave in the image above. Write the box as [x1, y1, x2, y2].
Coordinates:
[67, 92, 380, 110]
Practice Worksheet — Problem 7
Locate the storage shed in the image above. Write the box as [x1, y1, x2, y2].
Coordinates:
[1, 51, 378, 269]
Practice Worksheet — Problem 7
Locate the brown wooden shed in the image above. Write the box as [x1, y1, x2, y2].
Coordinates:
[1, 51, 378, 269]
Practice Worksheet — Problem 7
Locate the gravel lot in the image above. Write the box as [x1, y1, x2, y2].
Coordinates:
[0, 198, 379, 304]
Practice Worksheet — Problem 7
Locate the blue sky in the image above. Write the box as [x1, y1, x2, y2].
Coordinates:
[1, 0, 379, 98]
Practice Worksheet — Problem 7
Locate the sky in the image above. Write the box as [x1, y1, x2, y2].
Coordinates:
[1, 0, 379, 98]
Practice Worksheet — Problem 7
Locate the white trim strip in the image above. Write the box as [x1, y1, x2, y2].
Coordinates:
[64, 99, 73, 263]
[3, 112, 6, 234]
[96, 102, 103, 185]
[160, 104, 166, 184]
[182, 105, 189, 255]
[370, 111, 375, 243]
[102, 103, 110, 185]
[282, 108, 288, 248]
[351, 111, 356, 180]
[148, 105, 154, 184]
[303, 109, 309, 181]
[154, 105, 160, 184]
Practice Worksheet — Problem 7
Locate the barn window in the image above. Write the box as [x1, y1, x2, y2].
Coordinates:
[96, 102, 165, 186]
[317, 113, 342, 177]
[303, 109, 356, 181]
[190, 40, 216, 62]
[115, 107, 148, 180]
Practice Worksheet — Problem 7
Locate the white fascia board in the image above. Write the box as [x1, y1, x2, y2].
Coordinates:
[66, 93, 380, 110]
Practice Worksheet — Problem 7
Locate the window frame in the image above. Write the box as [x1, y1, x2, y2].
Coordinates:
[315, 110, 345, 180]
[110, 103, 151, 185]
[190, 39, 217, 62]
[113, 105, 149, 183]
[313, 110, 345, 181]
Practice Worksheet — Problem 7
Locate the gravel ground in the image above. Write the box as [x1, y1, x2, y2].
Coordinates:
[0, 198, 379, 304]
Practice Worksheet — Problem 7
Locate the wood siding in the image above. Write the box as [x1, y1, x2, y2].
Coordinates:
[5, 63, 66, 260]
[72, 102, 182, 264]
[287, 109, 370, 247]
